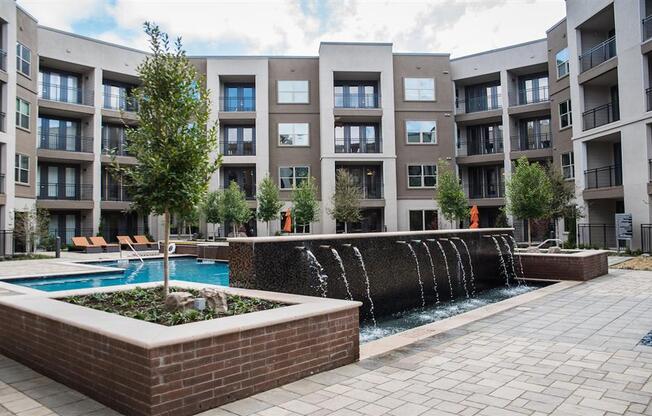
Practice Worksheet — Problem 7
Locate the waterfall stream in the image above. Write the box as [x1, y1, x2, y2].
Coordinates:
[352, 246, 377, 326]
[448, 240, 469, 298]
[456, 238, 476, 297]
[330, 248, 353, 300]
[404, 242, 425, 309]
[490, 236, 510, 287]
[500, 236, 518, 283]
[305, 249, 328, 297]
[508, 235, 525, 278]
[431, 239, 454, 299]
[421, 241, 440, 303]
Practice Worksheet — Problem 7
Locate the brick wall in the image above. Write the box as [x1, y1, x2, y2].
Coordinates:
[197, 245, 229, 261]
[516, 252, 608, 281]
[0, 304, 359, 416]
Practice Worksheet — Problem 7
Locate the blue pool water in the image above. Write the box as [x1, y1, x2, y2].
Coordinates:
[3, 258, 230, 292]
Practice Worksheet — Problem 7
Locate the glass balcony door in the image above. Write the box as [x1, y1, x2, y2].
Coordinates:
[465, 83, 501, 112]
[224, 84, 255, 111]
[39, 117, 80, 151]
[223, 167, 256, 198]
[339, 165, 382, 199]
[334, 124, 379, 153]
[39, 70, 81, 104]
[519, 118, 551, 150]
[224, 126, 255, 155]
[334, 83, 378, 108]
[518, 75, 548, 105]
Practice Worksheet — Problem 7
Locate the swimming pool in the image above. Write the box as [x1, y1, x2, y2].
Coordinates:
[3, 258, 230, 292]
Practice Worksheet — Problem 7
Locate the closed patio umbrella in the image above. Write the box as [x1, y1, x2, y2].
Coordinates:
[470, 205, 480, 229]
[283, 208, 293, 233]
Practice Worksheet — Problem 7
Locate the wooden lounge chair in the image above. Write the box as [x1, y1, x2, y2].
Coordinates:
[89, 236, 120, 253]
[71, 237, 102, 253]
[133, 235, 158, 250]
[117, 235, 149, 251]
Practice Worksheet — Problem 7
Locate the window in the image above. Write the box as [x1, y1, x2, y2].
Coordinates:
[404, 78, 435, 101]
[561, 152, 575, 180]
[556, 48, 569, 78]
[15, 154, 29, 184]
[406, 120, 437, 144]
[407, 164, 437, 188]
[279, 166, 309, 189]
[559, 99, 572, 129]
[280, 210, 310, 234]
[409, 210, 438, 231]
[278, 123, 309, 146]
[278, 80, 309, 103]
[15, 98, 30, 130]
[16, 43, 31, 77]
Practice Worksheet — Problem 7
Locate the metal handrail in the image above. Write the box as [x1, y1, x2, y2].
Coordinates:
[579, 36, 616, 72]
[38, 132, 93, 153]
[334, 137, 382, 153]
[584, 164, 622, 189]
[334, 93, 380, 108]
[510, 132, 552, 151]
[644, 15, 652, 41]
[582, 102, 619, 130]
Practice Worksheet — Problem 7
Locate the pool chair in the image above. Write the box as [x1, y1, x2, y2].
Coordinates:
[89, 236, 120, 253]
[117, 235, 149, 251]
[71, 237, 103, 253]
[133, 235, 159, 250]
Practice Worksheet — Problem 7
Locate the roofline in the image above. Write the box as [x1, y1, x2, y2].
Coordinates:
[319, 41, 393, 48]
[37, 25, 150, 55]
[546, 17, 567, 33]
[188, 55, 319, 59]
[393, 52, 450, 57]
[450, 38, 547, 61]
[16, 4, 38, 23]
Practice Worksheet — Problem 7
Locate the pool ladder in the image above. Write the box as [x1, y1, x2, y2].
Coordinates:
[120, 241, 144, 263]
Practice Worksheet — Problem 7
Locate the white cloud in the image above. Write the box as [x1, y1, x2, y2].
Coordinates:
[19, 0, 107, 30]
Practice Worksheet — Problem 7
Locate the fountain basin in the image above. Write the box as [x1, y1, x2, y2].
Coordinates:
[515, 249, 608, 281]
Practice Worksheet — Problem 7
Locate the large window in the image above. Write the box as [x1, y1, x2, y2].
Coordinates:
[559, 99, 572, 129]
[407, 164, 437, 188]
[15, 98, 30, 130]
[404, 78, 435, 101]
[16, 43, 30, 77]
[39, 70, 81, 104]
[562, 152, 575, 180]
[278, 123, 309, 146]
[15, 154, 29, 184]
[277, 81, 309, 103]
[224, 126, 255, 155]
[556, 48, 569, 79]
[406, 120, 437, 144]
[409, 210, 438, 231]
[335, 124, 379, 153]
[279, 166, 309, 189]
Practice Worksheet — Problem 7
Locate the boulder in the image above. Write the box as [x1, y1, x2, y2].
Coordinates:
[165, 291, 194, 312]
[548, 246, 562, 254]
[526, 246, 541, 253]
[200, 288, 228, 313]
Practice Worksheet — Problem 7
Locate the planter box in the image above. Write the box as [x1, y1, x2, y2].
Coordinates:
[0, 282, 360, 416]
[198, 243, 229, 261]
[516, 249, 608, 281]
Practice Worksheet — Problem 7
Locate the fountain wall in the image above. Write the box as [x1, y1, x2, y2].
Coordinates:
[229, 228, 516, 318]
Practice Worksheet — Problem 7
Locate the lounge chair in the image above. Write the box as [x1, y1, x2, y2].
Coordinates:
[71, 237, 102, 253]
[133, 235, 159, 250]
[117, 235, 149, 251]
[89, 236, 120, 253]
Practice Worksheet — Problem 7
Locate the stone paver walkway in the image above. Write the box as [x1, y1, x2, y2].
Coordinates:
[2, 269, 652, 415]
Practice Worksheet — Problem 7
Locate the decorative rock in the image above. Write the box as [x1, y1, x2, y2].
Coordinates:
[165, 292, 194, 312]
[200, 288, 228, 313]
[548, 246, 562, 254]
[526, 246, 541, 253]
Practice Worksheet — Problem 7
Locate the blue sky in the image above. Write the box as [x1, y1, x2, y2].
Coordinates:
[18, 0, 566, 58]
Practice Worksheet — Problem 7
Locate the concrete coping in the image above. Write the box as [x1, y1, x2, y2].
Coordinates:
[515, 249, 609, 258]
[0, 281, 362, 349]
[228, 228, 515, 244]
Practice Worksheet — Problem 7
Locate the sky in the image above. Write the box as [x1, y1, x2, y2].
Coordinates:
[17, 0, 566, 58]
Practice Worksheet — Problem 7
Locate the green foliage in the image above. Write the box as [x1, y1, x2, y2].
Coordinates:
[12, 207, 50, 253]
[222, 181, 252, 235]
[495, 208, 509, 228]
[329, 169, 362, 232]
[546, 165, 581, 221]
[202, 190, 224, 225]
[292, 177, 320, 229]
[256, 175, 283, 232]
[435, 160, 468, 225]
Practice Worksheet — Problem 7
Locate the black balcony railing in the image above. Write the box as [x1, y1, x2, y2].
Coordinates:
[37, 183, 93, 200]
[38, 133, 93, 153]
[516, 86, 549, 106]
[649, 159, 652, 182]
[642, 224, 652, 253]
[0, 49, 6, 72]
[584, 164, 622, 189]
[0, 230, 12, 257]
[582, 102, 619, 130]
[102, 183, 131, 202]
[457, 133, 503, 156]
[359, 182, 383, 199]
[468, 182, 505, 199]
[334, 93, 379, 109]
[577, 223, 616, 249]
[103, 94, 139, 112]
[102, 136, 130, 156]
[644, 15, 652, 41]
[510, 133, 552, 151]
[334, 137, 382, 153]
[0, 112, 5, 133]
[220, 97, 255, 112]
[456, 95, 502, 114]
[0, 174, 5, 194]
[220, 140, 256, 156]
[579, 36, 616, 73]
[39, 82, 93, 106]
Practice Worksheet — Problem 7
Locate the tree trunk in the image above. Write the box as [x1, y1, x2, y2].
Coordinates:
[163, 210, 170, 297]
[344, 222, 348, 233]
[267, 221, 271, 237]
[527, 218, 532, 246]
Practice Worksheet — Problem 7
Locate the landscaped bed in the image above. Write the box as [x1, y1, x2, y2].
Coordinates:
[612, 256, 652, 271]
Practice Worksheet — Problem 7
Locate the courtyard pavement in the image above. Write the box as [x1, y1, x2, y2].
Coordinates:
[1, 268, 652, 415]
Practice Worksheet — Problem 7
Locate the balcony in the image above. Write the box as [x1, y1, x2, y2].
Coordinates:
[0, 112, 5, 133]
[220, 140, 256, 156]
[360, 182, 383, 199]
[510, 133, 552, 151]
[103, 94, 138, 112]
[334, 93, 379, 109]
[579, 36, 616, 73]
[39, 133, 93, 153]
[584, 164, 622, 189]
[647, 88, 652, 111]
[39, 83, 92, 106]
[0, 174, 5, 194]
[0, 49, 6, 72]
[37, 183, 93, 200]
[102, 183, 131, 202]
[456, 95, 502, 114]
[644, 15, 652, 41]
[102, 137, 130, 156]
[515, 86, 548, 106]
[468, 182, 504, 199]
[334, 136, 381, 154]
[458, 132, 503, 156]
[582, 103, 619, 130]
[220, 97, 255, 112]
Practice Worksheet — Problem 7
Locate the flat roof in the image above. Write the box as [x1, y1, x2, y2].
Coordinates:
[451, 38, 547, 62]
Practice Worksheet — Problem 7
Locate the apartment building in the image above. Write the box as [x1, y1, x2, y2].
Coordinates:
[0, 0, 649, 251]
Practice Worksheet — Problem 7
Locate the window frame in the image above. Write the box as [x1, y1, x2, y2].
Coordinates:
[403, 77, 435, 101]
[277, 80, 309, 104]
[405, 120, 437, 144]
[278, 165, 310, 190]
[278, 123, 309, 147]
[16, 42, 31, 78]
[407, 164, 437, 189]
[561, 151, 575, 180]
[556, 48, 569, 79]
[409, 209, 438, 231]
[15, 97, 30, 131]
[15, 153, 29, 185]
[559, 99, 572, 129]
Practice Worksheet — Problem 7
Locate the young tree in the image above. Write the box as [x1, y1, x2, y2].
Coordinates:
[202, 190, 224, 240]
[329, 169, 362, 233]
[256, 175, 283, 236]
[12, 207, 50, 254]
[506, 157, 553, 245]
[435, 160, 468, 228]
[292, 177, 319, 233]
[115, 23, 219, 296]
[222, 181, 252, 236]
[546, 165, 581, 240]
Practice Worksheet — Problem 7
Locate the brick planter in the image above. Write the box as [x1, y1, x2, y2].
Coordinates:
[0, 282, 360, 416]
[516, 250, 608, 281]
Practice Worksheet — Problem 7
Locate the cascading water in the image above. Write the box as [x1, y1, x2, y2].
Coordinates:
[429, 239, 454, 299]
[500, 235, 518, 283]
[304, 249, 328, 297]
[455, 238, 476, 297]
[351, 246, 377, 326]
[447, 240, 469, 298]
[508, 235, 525, 277]
[400, 241, 425, 309]
[420, 241, 440, 303]
[330, 248, 353, 300]
[489, 236, 510, 287]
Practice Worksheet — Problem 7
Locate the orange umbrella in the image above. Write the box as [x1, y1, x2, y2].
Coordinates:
[470, 205, 480, 229]
[283, 208, 293, 233]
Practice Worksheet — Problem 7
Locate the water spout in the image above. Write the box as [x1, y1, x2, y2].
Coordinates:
[508, 235, 525, 278]
[448, 240, 469, 298]
[499, 235, 518, 284]
[456, 239, 476, 297]
[421, 241, 440, 303]
[490, 236, 510, 287]
[330, 248, 353, 300]
[403, 242, 425, 309]
[304, 249, 328, 297]
[319, 245, 331, 249]
[351, 246, 377, 326]
[428, 239, 454, 299]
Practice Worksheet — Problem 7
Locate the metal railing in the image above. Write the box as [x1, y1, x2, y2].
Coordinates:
[579, 36, 616, 73]
[582, 102, 619, 130]
[101, 226, 146, 243]
[584, 164, 622, 189]
[219, 96, 255, 112]
[334, 93, 380, 109]
[37, 183, 93, 200]
[334, 137, 382, 153]
[38, 133, 93, 153]
[39, 82, 93, 106]
[359, 182, 383, 199]
[101, 136, 130, 156]
[455, 94, 502, 114]
[103, 94, 139, 112]
[577, 223, 616, 249]
[649, 159, 652, 182]
[515, 86, 549, 106]
[0, 49, 6, 72]
[642, 224, 652, 253]
[0, 174, 5, 194]
[467, 181, 505, 199]
[224, 182, 256, 200]
[220, 140, 256, 156]
[644, 15, 652, 41]
[0, 112, 5, 133]
[102, 183, 131, 202]
[457, 132, 503, 156]
[510, 132, 552, 151]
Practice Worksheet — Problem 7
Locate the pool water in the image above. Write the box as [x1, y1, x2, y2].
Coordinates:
[4, 258, 230, 292]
